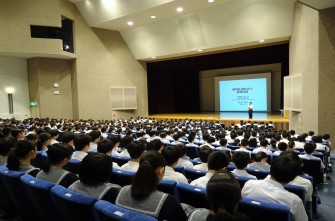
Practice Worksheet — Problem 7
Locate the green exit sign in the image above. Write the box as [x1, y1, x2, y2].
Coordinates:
[29, 101, 38, 107]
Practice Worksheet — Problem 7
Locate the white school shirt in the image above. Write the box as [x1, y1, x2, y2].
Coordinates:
[242, 177, 308, 221]
[190, 173, 213, 189]
[162, 166, 188, 183]
[231, 169, 257, 180]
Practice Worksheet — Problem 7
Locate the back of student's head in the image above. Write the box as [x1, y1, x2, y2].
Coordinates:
[230, 132, 237, 140]
[176, 144, 186, 158]
[254, 152, 268, 162]
[131, 151, 166, 200]
[219, 138, 227, 146]
[208, 152, 229, 171]
[0, 137, 17, 156]
[74, 134, 91, 151]
[270, 153, 300, 184]
[277, 142, 288, 151]
[128, 141, 145, 159]
[161, 146, 180, 166]
[11, 129, 23, 140]
[232, 152, 250, 169]
[206, 170, 243, 221]
[88, 130, 101, 142]
[308, 131, 314, 136]
[79, 153, 113, 187]
[108, 135, 120, 146]
[26, 133, 38, 143]
[172, 133, 180, 141]
[48, 129, 59, 138]
[260, 139, 268, 147]
[304, 142, 316, 154]
[240, 139, 249, 147]
[119, 135, 133, 148]
[148, 139, 163, 152]
[97, 139, 114, 154]
[37, 133, 51, 151]
[188, 134, 195, 143]
[323, 134, 330, 140]
[249, 138, 257, 147]
[198, 145, 213, 163]
[62, 132, 76, 144]
[7, 140, 36, 171]
[207, 136, 215, 144]
[45, 143, 73, 172]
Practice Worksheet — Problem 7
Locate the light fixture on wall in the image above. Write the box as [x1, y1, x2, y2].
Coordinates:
[5, 87, 14, 114]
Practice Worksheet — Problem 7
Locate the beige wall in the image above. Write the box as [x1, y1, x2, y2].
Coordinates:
[27, 58, 74, 119]
[289, 3, 319, 133]
[318, 7, 335, 140]
[0, 0, 148, 120]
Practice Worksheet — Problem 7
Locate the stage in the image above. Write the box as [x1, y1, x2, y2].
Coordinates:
[148, 112, 289, 130]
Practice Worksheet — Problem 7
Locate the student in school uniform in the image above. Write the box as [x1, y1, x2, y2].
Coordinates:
[120, 141, 145, 172]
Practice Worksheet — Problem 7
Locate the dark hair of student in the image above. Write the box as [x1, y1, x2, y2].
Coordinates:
[277, 142, 288, 151]
[248, 138, 257, 148]
[240, 139, 249, 147]
[79, 152, 113, 187]
[62, 132, 77, 144]
[74, 134, 91, 151]
[44, 143, 73, 172]
[108, 135, 120, 145]
[11, 129, 23, 140]
[119, 135, 133, 148]
[26, 133, 38, 142]
[198, 145, 213, 163]
[0, 137, 17, 156]
[7, 140, 36, 171]
[161, 146, 180, 166]
[149, 139, 163, 152]
[304, 142, 316, 154]
[127, 141, 145, 159]
[219, 138, 227, 146]
[36, 133, 51, 151]
[254, 152, 267, 162]
[176, 144, 186, 158]
[131, 151, 166, 200]
[48, 129, 59, 138]
[232, 152, 250, 169]
[270, 153, 300, 184]
[97, 139, 114, 154]
[208, 151, 229, 171]
[206, 170, 247, 221]
[88, 130, 101, 142]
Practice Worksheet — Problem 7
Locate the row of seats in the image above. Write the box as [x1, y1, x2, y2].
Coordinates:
[0, 165, 294, 221]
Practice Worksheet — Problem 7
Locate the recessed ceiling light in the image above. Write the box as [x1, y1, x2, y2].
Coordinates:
[151, 56, 156, 59]
[258, 39, 265, 43]
[150, 15, 156, 19]
[208, 0, 215, 3]
[127, 21, 134, 26]
[197, 49, 203, 52]
[176, 7, 183, 12]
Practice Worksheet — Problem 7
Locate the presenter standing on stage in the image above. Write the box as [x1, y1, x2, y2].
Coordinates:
[248, 102, 253, 119]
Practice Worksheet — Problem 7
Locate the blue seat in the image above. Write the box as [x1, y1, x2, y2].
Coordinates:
[0, 170, 37, 221]
[63, 158, 81, 174]
[245, 168, 270, 180]
[227, 164, 237, 171]
[50, 185, 98, 221]
[0, 166, 16, 218]
[235, 176, 256, 188]
[239, 197, 293, 221]
[284, 184, 306, 206]
[110, 168, 135, 187]
[177, 182, 210, 209]
[111, 155, 131, 167]
[20, 174, 59, 221]
[173, 165, 185, 175]
[301, 158, 323, 184]
[157, 179, 179, 200]
[95, 200, 158, 221]
[228, 145, 241, 150]
[188, 158, 201, 165]
[184, 167, 206, 181]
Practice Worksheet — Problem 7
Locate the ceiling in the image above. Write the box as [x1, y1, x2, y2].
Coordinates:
[68, 0, 335, 31]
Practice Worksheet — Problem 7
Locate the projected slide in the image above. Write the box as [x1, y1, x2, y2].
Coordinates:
[219, 78, 267, 111]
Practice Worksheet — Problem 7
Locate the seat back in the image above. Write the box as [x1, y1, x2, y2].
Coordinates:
[0, 170, 37, 221]
[239, 197, 293, 221]
[173, 165, 185, 175]
[95, 200, 158, 221]
[177, 182, 210, 209]
[20, 174, 59, 221]
[111, 156, 131, 167]
[185, 146, 198, 159]
[184, 168, 206, 181]
[157, 180, 179, 200]
[63, 159, 81, 174]
[284, 184, 306, 206]
[235, 176, 256, 188]
[110, 168, 135, 187]
[50, 185, 97, 221]
[301, 158, 323, 184]
[245, 168, 270, 180]
[0, 166, 16, 217]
